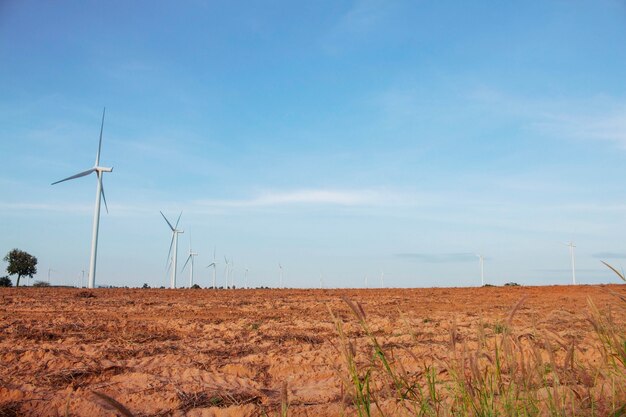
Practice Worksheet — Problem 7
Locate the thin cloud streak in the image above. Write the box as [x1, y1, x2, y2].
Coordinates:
[195, 189, 412, 208]
[395, 253, 477, 263]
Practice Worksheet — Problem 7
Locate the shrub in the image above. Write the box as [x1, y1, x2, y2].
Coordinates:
[0, 276, 12, 287]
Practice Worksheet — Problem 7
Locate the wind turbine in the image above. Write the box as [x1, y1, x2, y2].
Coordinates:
[279, 263, 284, 288]
[364, 274, 368, 288]
[48, 268, 57, 284]
[223, 257, 230, 288]
[161, 211, 184, 289]
[476, 254, 485, 286]
[380, 270, 385, 288]
[244, 267, 249, 289]
[52, 108, 112, 289]
[181, 232, 198, 288]
[563, 241, 576, 285]
[206, 247, 218, 288]
[230, 259, 236, 288]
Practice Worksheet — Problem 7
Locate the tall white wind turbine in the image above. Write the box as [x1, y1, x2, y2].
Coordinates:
[563, 241, 576, 285]
[230, 259, 236, 288]
[380, 270, 385, 288]
[161, 211, 184, 289]
[206, 247, 218, 288]
[476, 254, 485, 286]
[223, 257, 230, 288]
[181, 232, 198, 288]
[279, 263, 284, 288]
[52, 108, 112, 289]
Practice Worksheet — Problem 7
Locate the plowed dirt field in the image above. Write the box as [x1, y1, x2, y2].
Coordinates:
[1, 285, 624, 416]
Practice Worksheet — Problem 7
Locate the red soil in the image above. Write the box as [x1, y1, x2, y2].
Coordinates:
[0, 285, 624, 416]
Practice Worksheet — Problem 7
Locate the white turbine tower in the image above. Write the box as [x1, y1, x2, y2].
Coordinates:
[244, 267, 249, 289]
[380, 270, 385, 288]
[563, 241, 577, 285]
[476, 254, 485, 286]
[47, 268, 57, 284]
[279, 263, 284, 288]
[230, 259, 236, 288]
[206, 247, 218, 288]
[181, 232, 198, 288]
[223, 257, 230, 288]
[52, 108, 112, 289]
[161, 211, 184, 289]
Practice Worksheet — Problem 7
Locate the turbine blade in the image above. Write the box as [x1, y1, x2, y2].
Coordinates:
[213, 246, 216, 261]
[166, 233, 175, 267]
[100, 178, 109, 214]
[160, 211, 175, 231]
[51, 168, 96, 185]
[95, 107, 106, 166]
[174, 211, 183, 229]
[181, 254, 191, 273]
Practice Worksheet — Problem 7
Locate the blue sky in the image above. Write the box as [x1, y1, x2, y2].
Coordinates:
[2, 0, 626, 288]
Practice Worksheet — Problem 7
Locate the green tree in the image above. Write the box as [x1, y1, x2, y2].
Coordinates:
[0, 276, 12, 287]
[4, 249, 37, 287]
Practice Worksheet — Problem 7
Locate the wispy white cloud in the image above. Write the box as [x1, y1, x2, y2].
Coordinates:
[322, 0, 400, 54]
[395, 252, 477, 263]
[0, 202, 93, 213]
[195, 188, 410, 208]
[535, 107, 626, 148]
[468, 87, 626, 148]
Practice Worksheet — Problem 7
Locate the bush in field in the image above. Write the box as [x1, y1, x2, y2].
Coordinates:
[32, 281, 50, 287]
[0, 276, 12, 287]
[3, 249, 37, 287]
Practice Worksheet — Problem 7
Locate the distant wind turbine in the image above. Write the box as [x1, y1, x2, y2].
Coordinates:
[230, 259, 236, 288]
[244, 267, 249, 289]
[52, 108, 112, 289]
[223, 256, 230, 288]
[476, 254, 485, 286]
[279, 263, 284, 288]
[562, 241, 577, 285]
[161, 211, 184, 289]
[181, 232, 198, 288]
[47, 268, 57, 284]
[380, 270, 385, 288]
[206, 247, 218, 288]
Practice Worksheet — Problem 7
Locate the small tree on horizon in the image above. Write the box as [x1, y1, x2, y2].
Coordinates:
[4, 249, 38, 287]
[0, 276, 12, 287]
